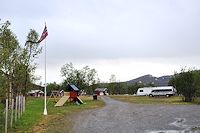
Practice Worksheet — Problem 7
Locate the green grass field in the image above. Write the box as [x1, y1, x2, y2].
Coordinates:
[109, 95, 200, 105]
[8, 96, 105, 133]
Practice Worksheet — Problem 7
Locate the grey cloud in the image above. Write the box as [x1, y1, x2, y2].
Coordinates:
[1, 0, 200, 63]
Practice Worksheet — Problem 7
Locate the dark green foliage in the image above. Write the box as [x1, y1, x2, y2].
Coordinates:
[0, 72, 7, 102]
[127, 83, 144, 94]
[170, 69, 200, 102]
[0, 103, 4, 132]
[46, 82, 61, 96]
[193, 70, 200, 97]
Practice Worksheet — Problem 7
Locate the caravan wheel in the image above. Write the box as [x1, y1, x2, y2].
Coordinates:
[149, 94, 153, 97]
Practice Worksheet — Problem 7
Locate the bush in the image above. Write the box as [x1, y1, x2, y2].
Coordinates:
[170, 69, 200, 102]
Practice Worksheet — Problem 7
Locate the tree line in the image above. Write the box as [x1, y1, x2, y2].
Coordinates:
[46, 63, 151, 96]
[48, 64, 200, 103]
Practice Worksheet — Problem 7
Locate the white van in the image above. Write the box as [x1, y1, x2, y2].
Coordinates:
[136, 86, 176, 97]
[149, 86, 176, 97]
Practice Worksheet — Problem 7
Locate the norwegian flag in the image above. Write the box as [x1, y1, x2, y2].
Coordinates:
[38, 25, 48, 43]
[25, 25, 48, 46]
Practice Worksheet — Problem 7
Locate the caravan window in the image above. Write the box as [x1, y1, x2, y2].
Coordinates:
[152, 89, 172, 92]
[139, 90, 143, 92]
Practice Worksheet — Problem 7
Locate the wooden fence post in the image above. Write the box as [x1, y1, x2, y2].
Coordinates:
[10, 99, 14, 128]
[23, 96, 25, 112]
[15, 95, 18, 122]
[18, 95, 21, 119]
[20, 95, 23, 116]
[5, 99, 8, 133]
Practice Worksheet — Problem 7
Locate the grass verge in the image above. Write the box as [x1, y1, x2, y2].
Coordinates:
[9, 96, 105, 133]
[109, 95, 200, 105]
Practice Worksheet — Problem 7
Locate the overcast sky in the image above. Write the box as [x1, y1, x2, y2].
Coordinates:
[1, 0, 200, 84]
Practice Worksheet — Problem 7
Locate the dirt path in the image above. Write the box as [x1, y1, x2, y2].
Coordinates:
[73, 96, 200, 133]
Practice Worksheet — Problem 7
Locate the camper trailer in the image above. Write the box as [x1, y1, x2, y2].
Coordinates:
[136, 87, 153, 96]
[137, 86, 176, 97]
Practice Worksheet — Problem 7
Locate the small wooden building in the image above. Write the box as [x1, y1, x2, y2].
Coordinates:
[94, 88, 108, 95]
[28, 90, 44, 97]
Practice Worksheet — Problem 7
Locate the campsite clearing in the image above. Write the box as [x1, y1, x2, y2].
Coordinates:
[8, 96, 105, 133]
[73, 96, 200, 133]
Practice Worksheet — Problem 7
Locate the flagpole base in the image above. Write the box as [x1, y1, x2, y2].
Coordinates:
[43, 108, 47, 115]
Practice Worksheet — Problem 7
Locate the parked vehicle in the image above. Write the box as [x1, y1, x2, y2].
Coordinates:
[136, 86, 176, 97]
[136, 87, 153, 96]
[149, 86, 176, 97]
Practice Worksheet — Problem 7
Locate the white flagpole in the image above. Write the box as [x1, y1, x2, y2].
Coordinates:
[43, 34, 47, 115]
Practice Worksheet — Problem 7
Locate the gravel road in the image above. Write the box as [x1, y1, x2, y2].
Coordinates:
[73, 96, 200, 133]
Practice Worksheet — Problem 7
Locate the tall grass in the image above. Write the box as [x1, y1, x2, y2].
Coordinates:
[9, 98, 44, 132]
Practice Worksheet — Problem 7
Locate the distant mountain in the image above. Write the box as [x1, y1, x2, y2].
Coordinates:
[126, 74, 172, 86]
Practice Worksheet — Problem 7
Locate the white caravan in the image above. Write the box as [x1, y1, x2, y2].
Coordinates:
[137, 86, 176, 96]
[136, 87, 153, 96]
